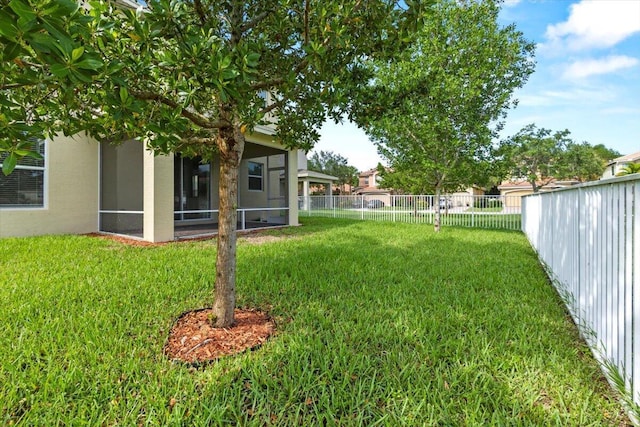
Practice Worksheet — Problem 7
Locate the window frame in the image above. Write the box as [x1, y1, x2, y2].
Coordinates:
[0, 140, 47, 209]
[247, 161, 264, 192]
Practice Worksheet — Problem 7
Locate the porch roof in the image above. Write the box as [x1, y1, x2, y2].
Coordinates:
[297, 169, 338, 183]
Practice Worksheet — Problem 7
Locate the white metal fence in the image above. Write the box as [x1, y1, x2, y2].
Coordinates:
[299, 194, 522, 230]
[522, 175, 640, 413]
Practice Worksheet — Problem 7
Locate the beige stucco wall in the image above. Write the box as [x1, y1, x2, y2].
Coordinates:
[501, 189, 532, 208]
[0, 133, 100, 238]
[143, 148, 174, 242]
[287, 149, 299, 226]
[1, 128, 298, 240]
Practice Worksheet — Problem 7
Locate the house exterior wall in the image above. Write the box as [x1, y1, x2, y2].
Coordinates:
[0, 133, 100, 238]
[450, 187, 485, 207]
[1, 128, 298, 241]
[501, 189, 533, 208]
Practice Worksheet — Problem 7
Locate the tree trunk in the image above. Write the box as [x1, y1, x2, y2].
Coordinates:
[213, 126, 245, 328]
[434, 186, 441, 232]
[530, 180, 539, 193]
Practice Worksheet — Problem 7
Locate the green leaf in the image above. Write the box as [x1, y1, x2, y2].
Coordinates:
[27, 32, 58, 55]
[2, 152, 18, 176]
[9, 0, 36, 26]
[220, 55, 232, 69]
[50, 63, 69, 78]
[245, 52, 260, 67]
[75, 57, 103, 70]
[222, 69, 237, 80]
[0, 11, 19, 40]
[119, 86, 129, 103]
[69, 68, 94, 83]
[50, 0, 80, 17]
[41, 21, 75, 56]
[2, 41, 23, 61]
[71, 46, 84, 62]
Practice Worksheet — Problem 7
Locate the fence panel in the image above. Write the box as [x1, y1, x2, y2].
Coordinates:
[522, 175, 640, 414]
[298, 194, 522, 230]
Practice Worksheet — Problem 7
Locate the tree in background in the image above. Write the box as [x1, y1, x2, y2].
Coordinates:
[500, 124, 621, 189]
[499, 124, 571, 192]
[352, 0, 534, 231]
[1, 0, 426, 326]
[561, 141, 610, 182]
[592, 144, 621, 165]
[307, 150, 358, 193]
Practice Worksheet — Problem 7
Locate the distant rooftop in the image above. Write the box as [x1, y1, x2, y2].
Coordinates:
[608, 151, 640, 165]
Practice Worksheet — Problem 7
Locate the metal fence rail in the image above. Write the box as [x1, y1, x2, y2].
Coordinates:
[522, 175, 640, 413]
[299, 194, 522, 230]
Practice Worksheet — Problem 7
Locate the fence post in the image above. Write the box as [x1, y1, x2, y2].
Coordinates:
[392, 195, 396, 222]
[471, 195, 475, 228]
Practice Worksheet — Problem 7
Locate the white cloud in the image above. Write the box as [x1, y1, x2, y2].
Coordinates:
[563, 55, 639, 79]
[518, 86, 617, 107]
[544, 0, 640, 52]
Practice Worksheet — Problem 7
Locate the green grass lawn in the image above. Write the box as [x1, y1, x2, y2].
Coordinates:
[0, 218, 628, 425]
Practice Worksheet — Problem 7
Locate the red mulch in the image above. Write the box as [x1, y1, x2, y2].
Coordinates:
[85, 232, 167, 247]
[164, 308, 275, 364]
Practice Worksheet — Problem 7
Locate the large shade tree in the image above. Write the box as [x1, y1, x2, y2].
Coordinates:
[499, 124, 571, 192]
[1, 0, 427, 327]
[307, 150, 358, 193]
[560, 141, 612, 182]
[499, 124, 622, 188]
[352, 0, 535, 231]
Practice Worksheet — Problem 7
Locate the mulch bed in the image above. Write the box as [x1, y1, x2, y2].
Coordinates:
[164, 308, 275, 364]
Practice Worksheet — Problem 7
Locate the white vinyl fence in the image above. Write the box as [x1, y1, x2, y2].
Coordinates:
[299, 194, 522, 230]
[522, 175, 640, 413]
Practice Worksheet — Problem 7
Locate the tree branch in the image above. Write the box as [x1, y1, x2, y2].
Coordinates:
[258, 96, 285, 116]
[130, 90, 229, 129]
[192, 0, 208, 26]
[303, 0, 310, 45]
[239, 9, 271, 33]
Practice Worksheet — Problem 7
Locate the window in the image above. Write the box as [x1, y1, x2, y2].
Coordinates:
[0, 140, 45, 208]
[248, 161, 263, 191]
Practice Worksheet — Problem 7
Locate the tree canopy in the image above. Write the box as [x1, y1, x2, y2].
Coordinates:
[307, 150, 358, 193]
[1, 0, 428, 326]
[500, 123, 621, 191]
[352, 0, 535, 230]
[0, 0, 102, 174]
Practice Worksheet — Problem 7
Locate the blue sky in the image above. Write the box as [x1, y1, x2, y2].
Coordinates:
[313, 0, 640, 171]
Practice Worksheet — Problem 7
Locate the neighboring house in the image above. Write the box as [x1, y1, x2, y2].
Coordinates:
[0, 122, 300, 242]
[601, 151, 640, 179]
[498, 179, 580, 208]
[449, 186, 486, 207]
[354, 167, 393, 205]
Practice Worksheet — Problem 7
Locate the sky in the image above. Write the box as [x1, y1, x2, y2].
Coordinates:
[311, 0, 640, 172]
